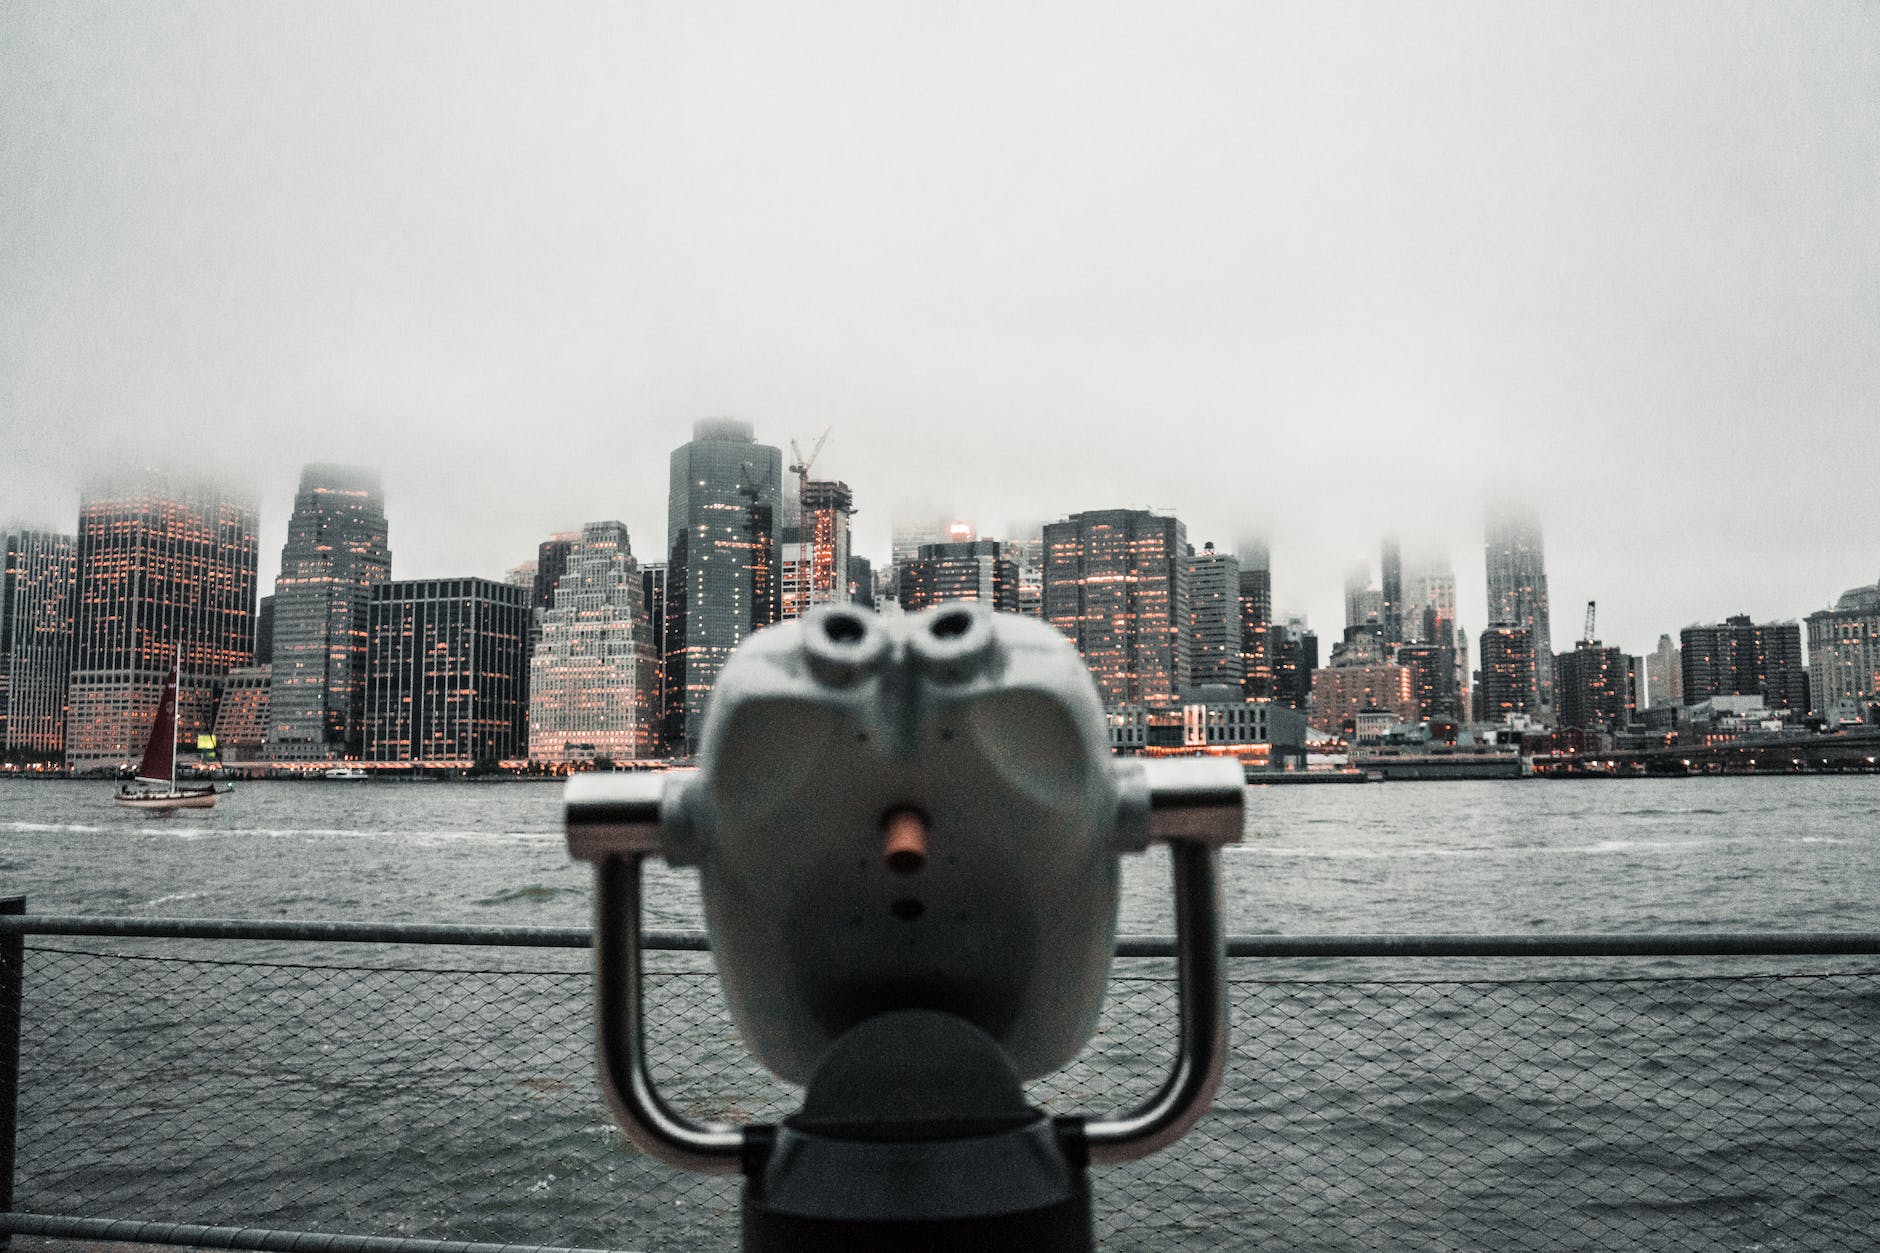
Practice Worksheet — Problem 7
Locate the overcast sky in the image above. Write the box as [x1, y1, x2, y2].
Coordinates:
[4, 1, 1876, 655]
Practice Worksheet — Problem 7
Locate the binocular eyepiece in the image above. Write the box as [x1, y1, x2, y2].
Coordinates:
[566, 603, 1242, 1248]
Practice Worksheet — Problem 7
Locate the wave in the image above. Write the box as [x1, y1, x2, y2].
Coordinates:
[1250, 844, 1501, 860]
[134, 825, 561, 843]
[218, 826, 371, 837]
[6, 820, 106, 834]
[477, 884, 581, 906]
[1613, 806, 1731, 818]
[1565, 838, 1695, 855]
[1245, 837, 1738, 859]
[141, 890, 210, 908]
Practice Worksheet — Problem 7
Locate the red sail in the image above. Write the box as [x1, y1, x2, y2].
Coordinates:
[136, 664, 179, 784]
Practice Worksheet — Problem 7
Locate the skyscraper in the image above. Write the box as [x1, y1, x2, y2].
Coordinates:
[1404, 554, 1468, 717]
[1008, 524, 1046, 620]
[1185, 542, 1243, 690]
[1451, 626, 1471, 723]
[1405, 556, 1458, 644]
[532, 533, 580, 612]
[1238, 552, 1273, 701]
[1043, 509, 1190, 708]
[1269, 616, 1317, 713]
[1, 529, 77, 759]
[518, 529, 582, 724]
[846, 555, 877, 611]
[265, 465, 390, 761]
[892, 516, 972, 568]
[1645, 634, 1682, 709]
[1680, 615, 1809, 714]
[1344, 563, 1380, 635]
[640, 561, 668, 752]
[1395, 640, 1459, 722]
[898, 540, 1019, 613]
[665, 419, 783, 751]
[1477, 624, 1537, 722]
[1380, 538, 1404, 646]
[1484, 504, 1554, 709]
[67, 475, 258, 772]
[1806, 578, 1880, 721]
[1555, 641, 1634, 732]
[528, 521, 660, 765]
[363, 578, 529, 765]
[253, 594, 276, 666]
[212, 665, 272, 763]
[781, 479, 854, 620]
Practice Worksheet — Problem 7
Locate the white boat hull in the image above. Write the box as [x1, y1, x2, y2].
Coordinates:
[115, 787, 220, 811]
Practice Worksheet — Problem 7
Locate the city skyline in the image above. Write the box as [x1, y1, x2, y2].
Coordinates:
[10, 461, 1876, 768]
[4, 455, 1875, 670]
[5, 4, 1878, 658]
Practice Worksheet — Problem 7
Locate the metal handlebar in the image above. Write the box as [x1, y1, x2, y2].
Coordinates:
[591, 852, 746, 1174]
[1081, 838, 1228, 1162]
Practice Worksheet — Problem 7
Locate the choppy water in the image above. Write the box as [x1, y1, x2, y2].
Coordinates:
[6, 775, 1880, 933]
[1222, 775, 1880, 936]
[5, 776, 1880, 1251]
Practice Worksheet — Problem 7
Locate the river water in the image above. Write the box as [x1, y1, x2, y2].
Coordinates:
[8, 775, 1880, 933]
[5, 776, 1880, 1250]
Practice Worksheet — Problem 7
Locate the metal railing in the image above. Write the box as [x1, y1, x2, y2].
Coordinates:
[4, 904, 1879, 1252]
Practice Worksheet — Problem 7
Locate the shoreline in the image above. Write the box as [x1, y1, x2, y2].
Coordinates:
[6, 765, 1880, 784]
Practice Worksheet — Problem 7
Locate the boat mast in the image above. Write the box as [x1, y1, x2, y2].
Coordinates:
[169, 659, 179, 791]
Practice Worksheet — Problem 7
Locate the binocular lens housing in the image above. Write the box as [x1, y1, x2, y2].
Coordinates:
[679, 604, 1126, 1084]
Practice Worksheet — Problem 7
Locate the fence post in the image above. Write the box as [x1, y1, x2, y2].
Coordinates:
[1, 894, 22, 1253]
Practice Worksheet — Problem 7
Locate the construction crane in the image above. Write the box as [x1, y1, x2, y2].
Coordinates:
[782, 427, 834, 613]
[787, 428, 832, 515]
[1584, 600, 1597, 645]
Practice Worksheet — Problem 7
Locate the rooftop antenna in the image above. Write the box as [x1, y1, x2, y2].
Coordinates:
[1583, 600, 1597, 646]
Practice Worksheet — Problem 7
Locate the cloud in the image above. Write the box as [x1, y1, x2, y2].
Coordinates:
[3, 1, 1876, 653]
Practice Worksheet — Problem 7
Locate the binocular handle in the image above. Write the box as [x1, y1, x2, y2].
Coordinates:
[593, 850, 749, 1173]
[1082, 835, 1228, 1162]
[1084, 756, 1236, 1160]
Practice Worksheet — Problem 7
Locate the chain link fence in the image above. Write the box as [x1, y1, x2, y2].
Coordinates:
[5, 932, 1880, 1251]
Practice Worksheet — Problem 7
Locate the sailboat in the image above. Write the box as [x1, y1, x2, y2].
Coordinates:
[114, 662, 227, 811]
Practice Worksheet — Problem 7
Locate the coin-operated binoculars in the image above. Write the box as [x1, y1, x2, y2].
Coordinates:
[565, 603, 1242, 1251]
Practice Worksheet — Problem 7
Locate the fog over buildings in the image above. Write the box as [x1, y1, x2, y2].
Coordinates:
[3, 3, 1877, 655]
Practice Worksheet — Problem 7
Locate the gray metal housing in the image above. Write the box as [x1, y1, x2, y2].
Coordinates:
[666, 602, 1138, 1084]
